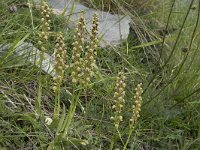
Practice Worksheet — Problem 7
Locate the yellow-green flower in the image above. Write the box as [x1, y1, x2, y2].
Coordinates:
[111, 71, 126, 128]
[53, 32, 67, 92]
[71, 15, 85, 84]
[38, 1, 51, 50]
[81, 14, 99, 85]
[130, 83, 143, 125]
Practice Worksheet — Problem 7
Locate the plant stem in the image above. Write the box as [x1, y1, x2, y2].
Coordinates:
[123, 126, 135, 150]
[35, 51, 44, 117]
[110, 134, 115, 150]
[117, 128, 124, 146]
[53, 84, 61, 120]
[62, 90, 79, 138]
[110, 128, 124, 150]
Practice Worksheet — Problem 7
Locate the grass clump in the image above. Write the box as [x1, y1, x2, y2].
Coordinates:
[0, 0, 200, 149]
[81, 0, 153, 14]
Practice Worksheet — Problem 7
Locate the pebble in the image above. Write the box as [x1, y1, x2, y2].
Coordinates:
[8, 5, 17, 13]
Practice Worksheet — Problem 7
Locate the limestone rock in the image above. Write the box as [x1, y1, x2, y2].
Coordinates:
[46, 0, 131, 47]
[0, 43, 55, 76]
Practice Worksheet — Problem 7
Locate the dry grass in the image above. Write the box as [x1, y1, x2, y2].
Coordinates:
[81, 0, 156, 14]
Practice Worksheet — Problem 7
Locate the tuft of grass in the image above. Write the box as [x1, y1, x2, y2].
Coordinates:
[80, 0, 155, 14]
[0, 0, 200, 149]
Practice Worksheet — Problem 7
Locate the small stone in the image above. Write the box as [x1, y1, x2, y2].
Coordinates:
[8, 5, 17, 13]
[45, 117, 53, 125]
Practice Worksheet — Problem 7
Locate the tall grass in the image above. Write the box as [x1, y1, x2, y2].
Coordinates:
[81, 0, 154, 14]
[0, 0, 200, 149]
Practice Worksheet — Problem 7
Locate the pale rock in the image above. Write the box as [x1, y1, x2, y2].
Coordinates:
[0, 43, 55, 76]
[39, 0, 131, 47]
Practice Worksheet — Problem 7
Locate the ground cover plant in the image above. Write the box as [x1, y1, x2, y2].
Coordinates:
[0, 0, 200, 149]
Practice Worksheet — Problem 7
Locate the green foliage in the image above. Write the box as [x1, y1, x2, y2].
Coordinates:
[0, 0, 200, 149]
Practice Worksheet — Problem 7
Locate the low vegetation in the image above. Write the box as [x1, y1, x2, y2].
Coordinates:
[0, 0, 200, 149]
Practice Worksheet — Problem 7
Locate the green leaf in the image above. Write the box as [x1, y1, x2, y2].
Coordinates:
[56, 104, 67, 133]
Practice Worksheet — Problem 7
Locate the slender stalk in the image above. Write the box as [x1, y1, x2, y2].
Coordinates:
[53, 84, 61, 120]
[123, 126, 135, 150]
[35, 1, 51, 117]
[62, 90, 79, 138]
[109, 128, 124, 150]
[110, 134, 115, 150]
[160, 0, 176, 57]
[35, 51, 44, 117]
[117, 128, 124, 146]
[143, 0, 195, 106]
